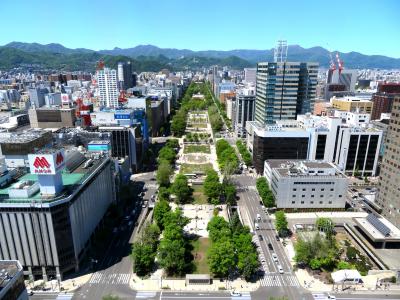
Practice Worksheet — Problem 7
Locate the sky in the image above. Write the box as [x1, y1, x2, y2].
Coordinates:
[1, 0, 399, 58]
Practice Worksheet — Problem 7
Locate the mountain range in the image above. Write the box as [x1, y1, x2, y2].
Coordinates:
[1, 42, 399, 71]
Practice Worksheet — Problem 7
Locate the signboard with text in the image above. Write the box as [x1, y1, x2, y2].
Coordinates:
[28, 150, 66, 175]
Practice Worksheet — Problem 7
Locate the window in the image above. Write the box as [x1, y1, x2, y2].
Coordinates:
[291, 201, 295, 204]
[321, 188, 325, 191]
[310, 201, 314, 204]
[293, 188, 296, 191]
[301, 201, 305, 204]
[328, 201, 332, 204]
[292, 195, 296, 197]
[339, 195, 342, 198]
[302, 188, 306, 191]
[302, 195, 305, 198]
[320, 195, 324, 198]
[319, 201, 323, 204]
[330, 188, 334, 191]
[312, 188, 315, 191]
[311, 195, 315, 198]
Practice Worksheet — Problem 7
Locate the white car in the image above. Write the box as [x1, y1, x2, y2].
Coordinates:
[230, 291, 241, 296]
[254, 223, 260, 230]
[277, 265, 284, 274]
[256, 213, 261, 221]
[272, 253, 278, 262]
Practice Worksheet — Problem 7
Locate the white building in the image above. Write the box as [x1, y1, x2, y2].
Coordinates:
[244, 68, 256, 84]
[264, 160, 348, 209]
[97, 68, 119, 108]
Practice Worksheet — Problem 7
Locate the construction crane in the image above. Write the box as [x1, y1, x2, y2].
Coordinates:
[329, 52, 337, 71]
[336, 52, 344, 74]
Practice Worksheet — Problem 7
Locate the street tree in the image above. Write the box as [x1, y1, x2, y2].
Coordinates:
[156, 161, 172, 187]
[153, 200, 171, 230]
[131, 242, 156, 276]
[275, 211, 289, 237]
[203, 170, 221, 200]
[207, 216, 231, 242]
[170, 174, 192, 204]
[207, 240, 236, 277]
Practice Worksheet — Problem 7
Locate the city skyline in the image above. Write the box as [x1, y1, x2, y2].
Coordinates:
[1, 0, 399, 58]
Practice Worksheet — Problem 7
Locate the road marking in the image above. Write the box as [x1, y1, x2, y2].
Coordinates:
[88, 272, 131, 285]
[56, 293, 74, 300]
[136, 291, 157, 298]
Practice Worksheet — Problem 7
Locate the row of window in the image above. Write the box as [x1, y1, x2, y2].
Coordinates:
[291, 200, 333, 205]
[292, 194, 343, 198]
[293, 188, 334, 192]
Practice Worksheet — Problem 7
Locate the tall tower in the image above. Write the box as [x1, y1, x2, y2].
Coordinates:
[273, 40, 288, 63]
[97, 67, 119, 108]
[376, 96, 400, 228]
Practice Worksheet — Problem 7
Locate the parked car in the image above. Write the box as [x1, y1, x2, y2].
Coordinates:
[254, 223, 260, 230]
[142, 201, 148, 208]
[275, 235, 280, 241]
[258, 235, 263, 241]
[256, 213, 261, 221]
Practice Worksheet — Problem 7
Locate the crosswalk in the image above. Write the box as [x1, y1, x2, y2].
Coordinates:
[56, 293, 74, 300]
[88, 272, 131, 285]
[136, 291, 157, 298]
[231, 292, 251, 299]
[259, 274, 300, 287]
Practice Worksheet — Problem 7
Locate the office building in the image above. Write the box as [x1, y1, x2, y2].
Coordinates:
[235, 93, 255, 137]
[264, 160, 348, 209]
[329, 69, 358, 92]
[255, 61, 318, 125]
[246, 112, 382, 175]
[0, 149, 116, 280]
[376, 96, 400, 229]
[0, 260, 28, 300]
[244, 68, 256, 84]
[29, 107, 76, 128]
[117, 62, 134, 90]
[44, 92, 62, 106]
[97, 68, 119, 108]
[29, 87, 48, 108]
[331, 96, 373, 114]
[371, 83, 400, 120]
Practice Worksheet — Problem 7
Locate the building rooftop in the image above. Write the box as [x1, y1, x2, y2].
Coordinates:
[332, 96, 372, 103]
[354, 216, 400, 242]
[0, 129, 50, 144]
[266, 160, 346, 178]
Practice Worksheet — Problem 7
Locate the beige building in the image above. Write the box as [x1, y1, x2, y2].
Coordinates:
[376, 96, 400, 229]
[331, 96, 373, 114]
[29, 107, 76, 128]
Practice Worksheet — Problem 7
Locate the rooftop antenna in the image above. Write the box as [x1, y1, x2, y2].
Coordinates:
[274, 40, 288, 63]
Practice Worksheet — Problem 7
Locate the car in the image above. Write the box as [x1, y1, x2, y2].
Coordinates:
[327, 295, 336, 300]
[230, 291, 242, 296]
[128, 221, 133, 227]
[27, 290, 34, 296]
[254, 223, 260, 230]
[256, 213, 261, 221]
[150, 177, 156, 181]
[275, 235, 280, 241]
[258, 235, 263, 241]
[139, 191, 145, 197]
[112, 227, 118, 234]
[124, 216, 130, 221]
[272, 253, 278, 262]
[268, 243, 273, 251]
[260, 257, 266, 263]
[142, 201, 148, 208]
[151, 195, 156, 201]
[277, 265, 284, 274]
[130, 210, 136, 216]
[259, 200, 263, 205]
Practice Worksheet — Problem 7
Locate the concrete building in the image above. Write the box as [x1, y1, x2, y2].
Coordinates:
[255, 61, 318, 125]
[29, 87, 48, 108]
[331, 96, 373, 114]
[117, 62, 134, 90]
[246, 112, 382, 175]
[29, 107, 76, 128]
[329, 69, 358, 92]
[0, 149, 116, 280]
[371, 83, 400, 120]
[264, 160, 348, 209]
[97, 68, 119, 108]
[234, 93, 255, 137]
[0, 260, 28, 300]
[44, 93, 62, 106]
[244, 68, 256, 84]
[376, 96, 400, 229]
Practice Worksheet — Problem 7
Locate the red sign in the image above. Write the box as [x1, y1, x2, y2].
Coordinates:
[56, 153, 64, 166]
[33, 157, 51, 169]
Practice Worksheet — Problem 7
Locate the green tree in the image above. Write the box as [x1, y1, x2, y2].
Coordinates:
[163, 208, 190, 229]
[170, 174, 192, 204]
[316, 217, 334, 237]
[157, 237, 186, 275]
[275, 211, 289, 237]
[204, 170, 221, 200]
[158, 146, 176, 164]
[207, 240, 236, 277]
[103, 295, 121, 300]
[153, 200, 171, 230]
[131, 242, 156, 276]
[222, 182, 236, 205]
[156, 161, 172, 187]
[166, 138, 179, 149]
[207, 216, 231, 242]
[171, 113, 186, 137]
[142, 223, 161, 248]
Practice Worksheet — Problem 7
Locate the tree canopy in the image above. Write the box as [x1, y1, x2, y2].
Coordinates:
[170, 174, 192, 204]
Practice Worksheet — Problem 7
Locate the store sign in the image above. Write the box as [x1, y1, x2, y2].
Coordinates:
[28, 150, 65, 175]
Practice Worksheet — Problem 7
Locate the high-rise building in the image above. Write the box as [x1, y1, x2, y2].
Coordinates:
[244, 68, 256, 84]
[255, 61, 318, 125]
[371, 83, 400, 120]
[376, 96, 400, 228]
[97, 68, 119, 108]
[117, 62, 134, 90]
[235, 92, 255, 137]
[29, 87, 49, 108]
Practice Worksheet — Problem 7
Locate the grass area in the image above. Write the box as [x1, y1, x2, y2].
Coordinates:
[180, 163, 213, 174]
[187, 123, 208, 128]
[191, 184, 208, 204]
[184, 144, 211, 154]
[191, 237, 210, 274]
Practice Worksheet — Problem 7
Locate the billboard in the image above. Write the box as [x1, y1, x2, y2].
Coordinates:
[28, 150, 66, 175]
[114, 113, 131, 120]
[61, 93, 70, 103]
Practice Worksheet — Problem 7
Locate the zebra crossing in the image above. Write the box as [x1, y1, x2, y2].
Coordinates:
[259, 274, 300, 287]
[88, 272, 131, 285]
[136, 291, 157, 298]
[232, 292, 251, 299]
[56, 293, 74, 300]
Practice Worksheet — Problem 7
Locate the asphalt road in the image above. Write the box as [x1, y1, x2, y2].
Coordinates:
[233, 173, 313, 300]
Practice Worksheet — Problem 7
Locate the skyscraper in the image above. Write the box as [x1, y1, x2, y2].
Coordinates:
[97, 67, 119, 108]
[255, 61, 318, 125]
[117, 62, 134, 90]
[235, 91, 256, 137]
[376, 96, 400, 228]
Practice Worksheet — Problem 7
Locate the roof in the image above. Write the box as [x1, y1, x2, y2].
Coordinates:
[354, 216, 400, 241]
[331, 270, 361, 283]
[0, 260, 22, 294]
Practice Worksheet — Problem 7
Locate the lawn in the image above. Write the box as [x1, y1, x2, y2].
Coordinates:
[191, 237, 210, 274]
[187, 123, 208, 128]
[192, 184, 208, 204]
[180, 163, 213, 174]
[184, 144, 211, 154]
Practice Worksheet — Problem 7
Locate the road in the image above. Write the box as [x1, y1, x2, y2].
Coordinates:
[71, 171, 158, 300]
[233, 173, 313, 300]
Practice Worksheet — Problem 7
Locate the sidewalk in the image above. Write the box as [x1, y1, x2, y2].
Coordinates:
[26, 273, 92, 293]
[130, 273, 259, 292]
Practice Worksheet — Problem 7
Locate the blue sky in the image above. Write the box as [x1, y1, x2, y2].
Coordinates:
[1, 0, 399, 57]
